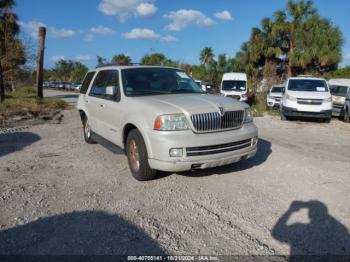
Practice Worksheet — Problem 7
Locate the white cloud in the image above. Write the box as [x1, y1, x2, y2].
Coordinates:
[164, 9, 216, 31]
[90, 26, 115, 35]
[214, 10, 233, 21]
[136, 3, 157, 17]
[18, 21, 46, 38]
[123, 28, 176, 41]
[50, 27, 75, 38]
[99, 0, 157, 21]
[51, 56, 66, 62]
[84, 34, 95, 42]
[75, 55, 95, 62]
[19, 21, 75, 39]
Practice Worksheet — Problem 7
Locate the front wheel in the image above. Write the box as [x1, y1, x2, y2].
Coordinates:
[126, 129, 156, 181]
[344, 107, 350, 123]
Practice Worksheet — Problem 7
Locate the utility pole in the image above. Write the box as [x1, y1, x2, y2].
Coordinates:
[36, 27, 46, 99]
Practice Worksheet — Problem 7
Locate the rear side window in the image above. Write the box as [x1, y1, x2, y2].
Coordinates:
[80, 72, 95, 94]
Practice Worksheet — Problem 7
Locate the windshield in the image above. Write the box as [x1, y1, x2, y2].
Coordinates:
[288, 79, 328, 92]
[122, 68, 204, 96]
[271, 86, 283, 93]
[330, 85, 348, 97]
[222, 80, 246, 91]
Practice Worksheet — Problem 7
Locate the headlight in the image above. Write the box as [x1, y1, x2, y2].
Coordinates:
[242, 93, 247, 98]
[154, 114, 190, 131]
[323, 96, 332, 103]
[286, 94, 297, 101]
[244, 108, 253, 123]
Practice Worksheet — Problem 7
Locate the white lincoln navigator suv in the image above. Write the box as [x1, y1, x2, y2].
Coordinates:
[77, 65, 258, 181]
[281, 76, 332, 122]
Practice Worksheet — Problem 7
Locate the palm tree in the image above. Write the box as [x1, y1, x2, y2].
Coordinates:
[200, 47, 214, 67]
[111, 54, 132, 65]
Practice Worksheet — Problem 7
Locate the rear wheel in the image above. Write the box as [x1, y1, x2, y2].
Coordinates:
[126, 129, 156, 181]
[83, 117, 95, 144]
[281, 113, 288, 121]
[344, 107, 350, 123]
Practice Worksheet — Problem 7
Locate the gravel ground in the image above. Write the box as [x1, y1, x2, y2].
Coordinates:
[0, 109, 350, 256]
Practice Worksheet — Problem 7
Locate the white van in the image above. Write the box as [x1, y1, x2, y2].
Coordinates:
[281, 76, 332, 122]
[220, 73, 248, 102]
[328, 78, 350, 117]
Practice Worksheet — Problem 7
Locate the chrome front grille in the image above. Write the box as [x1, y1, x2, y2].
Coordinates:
[297, 98, 323, 105]
[190, 110, 244, 132]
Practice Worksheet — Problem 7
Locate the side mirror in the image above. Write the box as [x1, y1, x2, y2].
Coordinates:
[106, 86, 116, 96]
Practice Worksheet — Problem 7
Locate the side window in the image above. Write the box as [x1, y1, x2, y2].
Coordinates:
[89, 70, 120, 100]
[80, 72, 95, 94]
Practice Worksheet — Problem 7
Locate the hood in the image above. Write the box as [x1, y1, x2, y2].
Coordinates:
[286, 90, 331, 99]
[133, 94, 247, 116]
[269, 92, 283, 98]
[332, 95, 346, 104]
[221, 90, 246, 95]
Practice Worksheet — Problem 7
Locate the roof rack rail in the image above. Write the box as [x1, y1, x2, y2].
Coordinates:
[95, 62, 167, 68]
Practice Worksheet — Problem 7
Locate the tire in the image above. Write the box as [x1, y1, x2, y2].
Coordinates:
[126, 129, 156, 181]
[324, 118, 331, 123]
[83, 117, 95, 144]
[344, 107, 350, 123]
[281, 113, 288, 121]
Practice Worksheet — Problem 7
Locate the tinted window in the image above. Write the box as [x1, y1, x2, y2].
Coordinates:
[80, 72, 95, 94]
[121, 68, 204, 97]
[222, 80, 246, 91]
[89, 70, 119, 99]
[288, 79, 328, 92]
[271, 86, 283, 93]
[330, 85, 348, 97]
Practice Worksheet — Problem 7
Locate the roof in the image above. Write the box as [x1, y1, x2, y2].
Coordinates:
[328, 78, 350, 86]
[288, 76, 326, 81]
[91, 64, 180, 71]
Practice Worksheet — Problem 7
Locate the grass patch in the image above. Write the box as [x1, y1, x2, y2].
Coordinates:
[250, 92, 281, 117]
[0, 87, 67, 118]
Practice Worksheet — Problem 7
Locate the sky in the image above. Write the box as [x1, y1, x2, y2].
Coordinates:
[15, 0, 350, 69]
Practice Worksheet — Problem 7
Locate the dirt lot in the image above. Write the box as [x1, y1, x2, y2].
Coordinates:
[0, 108, 350, 256]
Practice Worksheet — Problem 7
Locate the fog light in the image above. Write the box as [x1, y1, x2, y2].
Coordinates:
[169, 148, 183, 157]
[251, 136, 258, 146]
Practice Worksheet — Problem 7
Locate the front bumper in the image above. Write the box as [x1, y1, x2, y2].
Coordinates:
[146, 123, 258, 172]
[332, 103, 344, 116]
[282, 106, 332, 119]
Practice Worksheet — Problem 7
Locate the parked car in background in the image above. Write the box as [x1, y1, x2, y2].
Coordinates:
[328, 78, 350, 118]
[220, 73, 248, 101]
[63, 82, 72, 89]
[194, 80, 206, 92]
[77, 65, 258, 181]
[343, 86, 350, 123]
[267, 84, 284, 108]
[43, 81, 49, 88]
[280, 76, 332, 122]
[72, 82, 82, 90]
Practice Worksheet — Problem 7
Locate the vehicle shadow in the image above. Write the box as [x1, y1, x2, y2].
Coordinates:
[272, 200, 350, 257]
[0, 132, 41, 158]
[0, 211, 166, 255]
[160, 138, 272, 178]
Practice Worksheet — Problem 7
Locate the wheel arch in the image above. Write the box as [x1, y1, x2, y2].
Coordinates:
[122, 123, 153, 157]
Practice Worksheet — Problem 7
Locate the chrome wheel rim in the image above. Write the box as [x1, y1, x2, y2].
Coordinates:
[128, 139, 140, 172]
[85, 120, 91, 138]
